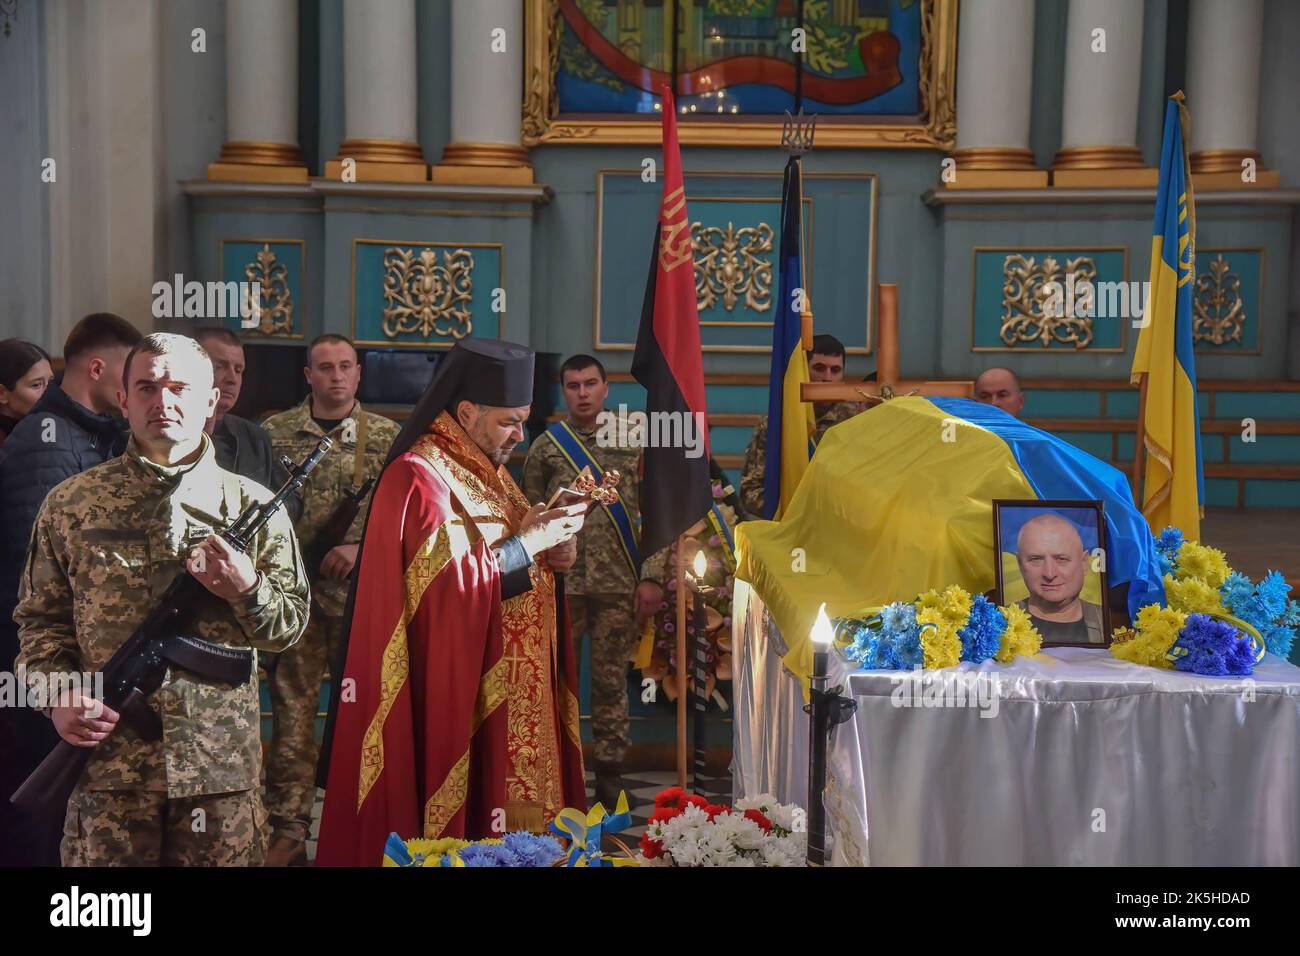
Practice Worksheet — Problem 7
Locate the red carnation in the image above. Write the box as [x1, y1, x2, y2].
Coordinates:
[684, 794, 709, 810]
[639, 831, 663, 859]
[704, 803, 729, 822]
[649, 806, 682, 825]
[743, 809, 773, 833]
[655, 787, 686, 810]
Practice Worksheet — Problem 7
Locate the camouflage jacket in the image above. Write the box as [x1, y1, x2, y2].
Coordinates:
[14, 434, 309, 798]
[740, 402, 860, 518]
[521, 416, 643, 597]
[261, 398, 399, 617]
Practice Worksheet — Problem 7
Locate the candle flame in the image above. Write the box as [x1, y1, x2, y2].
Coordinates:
[692, 550, 708, 579]
[811, 603, 834, 646]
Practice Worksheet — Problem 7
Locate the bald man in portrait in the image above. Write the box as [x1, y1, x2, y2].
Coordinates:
[1014, 513, 1105, 644]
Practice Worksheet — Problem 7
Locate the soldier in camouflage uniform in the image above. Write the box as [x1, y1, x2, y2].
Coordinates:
[15, 333, 308, 866]
[259, 334, 398, 865]
[740, 334, 860, 518]
[521, 354, 644, 809]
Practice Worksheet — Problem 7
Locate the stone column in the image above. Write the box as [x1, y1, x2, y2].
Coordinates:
[431, 0, 532, 185]
[324, 0, 427, 182]
[1186, 0, 1267, 178]
[209, 0, 307, 182]
[1052, 0, 1155, 186]
[947, 0, 1044, 187]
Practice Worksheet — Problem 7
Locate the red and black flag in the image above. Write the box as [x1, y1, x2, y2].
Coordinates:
[632, 86, 712, 559]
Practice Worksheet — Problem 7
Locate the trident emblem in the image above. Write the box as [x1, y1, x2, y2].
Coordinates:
[781, 109, 817, 156]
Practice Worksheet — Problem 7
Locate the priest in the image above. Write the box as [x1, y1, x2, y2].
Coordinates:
[316, 339, 588, 866]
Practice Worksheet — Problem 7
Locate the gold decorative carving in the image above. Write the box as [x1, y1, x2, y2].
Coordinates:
[1000, 254, 1096, 349]
[243, 244, 295, 336]
[381, 246, 475, 341]
[522, 0, 566, 145]
[692, 221, 774, 313]
[1193, 253, 1245, 346]
[522, 0, 957, 149]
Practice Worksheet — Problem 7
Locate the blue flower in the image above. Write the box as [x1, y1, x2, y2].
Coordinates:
[1219, 572, 1252, 615]
[957, 594, 1006, 663]
[1155, 527, 1184, 576]
[1284, 599, 1300, 629]
[1255, 570, 1292, 620]
[1263, 623, 1296, 659]
[457, 843, 512, 867]
[879, 602, 923, 669]
[501, 831, 563, 867]
[880, 602, 915, 633]
[1172, 613, 1254, 677]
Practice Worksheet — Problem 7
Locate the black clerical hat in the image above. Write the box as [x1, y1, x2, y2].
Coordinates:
[386, 337, 535, 464]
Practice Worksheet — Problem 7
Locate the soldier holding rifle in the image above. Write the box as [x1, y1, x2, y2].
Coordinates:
[14, 333, 309, 866]
[260, 334, 398, 865]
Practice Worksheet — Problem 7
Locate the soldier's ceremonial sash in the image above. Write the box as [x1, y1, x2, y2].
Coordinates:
[543, 422, 641, 575]
[707, 503, 735, 571]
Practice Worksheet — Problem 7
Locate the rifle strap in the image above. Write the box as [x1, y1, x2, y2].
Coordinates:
[352, 412, 369, 488]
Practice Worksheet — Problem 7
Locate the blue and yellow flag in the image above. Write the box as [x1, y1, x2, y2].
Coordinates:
[735, 397, 1166, 692]
[1131, 92, 1204, 539]
[762, 157, 816, 520]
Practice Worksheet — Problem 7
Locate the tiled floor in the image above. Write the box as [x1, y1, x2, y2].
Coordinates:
[302, 767, 731, 864]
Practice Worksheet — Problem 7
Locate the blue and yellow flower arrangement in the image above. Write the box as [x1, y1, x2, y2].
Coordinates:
[1109, 527, 1297, 675]
[835, 585, 1043, 671]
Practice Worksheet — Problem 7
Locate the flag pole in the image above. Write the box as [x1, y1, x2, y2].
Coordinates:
[1131, 373, 1149, 502]
[674, 533, 688, 788]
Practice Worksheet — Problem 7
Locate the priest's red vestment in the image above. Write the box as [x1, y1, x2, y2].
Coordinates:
[316, 412, 586, 865]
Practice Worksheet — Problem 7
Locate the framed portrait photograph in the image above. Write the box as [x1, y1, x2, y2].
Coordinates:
[992, 499, 1113, 648]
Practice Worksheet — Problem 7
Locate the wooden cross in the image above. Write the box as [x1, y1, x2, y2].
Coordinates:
[800, 284, 974, 405]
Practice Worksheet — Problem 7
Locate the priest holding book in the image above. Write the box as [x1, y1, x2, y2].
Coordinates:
[316, 339, 588, 866]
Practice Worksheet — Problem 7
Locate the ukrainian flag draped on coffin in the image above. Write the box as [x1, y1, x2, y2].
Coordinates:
[1131, 92, 1204, 539]
[761, 157, 815, 520]
[734, 397, 1166, 691]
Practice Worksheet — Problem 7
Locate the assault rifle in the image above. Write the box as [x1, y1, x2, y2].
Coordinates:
[10, 437, 333, 817]
[305, 476, 374, 586]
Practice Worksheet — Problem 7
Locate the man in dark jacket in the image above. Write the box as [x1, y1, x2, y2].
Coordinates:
[0, 311, 141, 866]
[195, 328, 299, 522]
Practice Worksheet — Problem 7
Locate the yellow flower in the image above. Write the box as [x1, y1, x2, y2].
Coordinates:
[915, 586, 971, 669]
[996, 603, 1043, 663]
[916, 612, 961, 668]
[1174, 541, 1231, 588]
[917, 585, 974, 623]
[391, 836, 469, 867]
[1109, 604, 1185, 669]
[1163, 573, 1226, 615]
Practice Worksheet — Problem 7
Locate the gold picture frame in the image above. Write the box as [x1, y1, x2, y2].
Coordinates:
[523, 0, 957, 150]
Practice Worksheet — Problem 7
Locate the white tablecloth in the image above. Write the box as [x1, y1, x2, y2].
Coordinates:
[731, 581, 1300, 866]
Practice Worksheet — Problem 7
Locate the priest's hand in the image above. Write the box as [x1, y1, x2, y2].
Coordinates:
[635, 580, 664, 621]
[321, 543, 360, 580]
[518, 502, 586, 560]
[543, 537, 578, 573]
